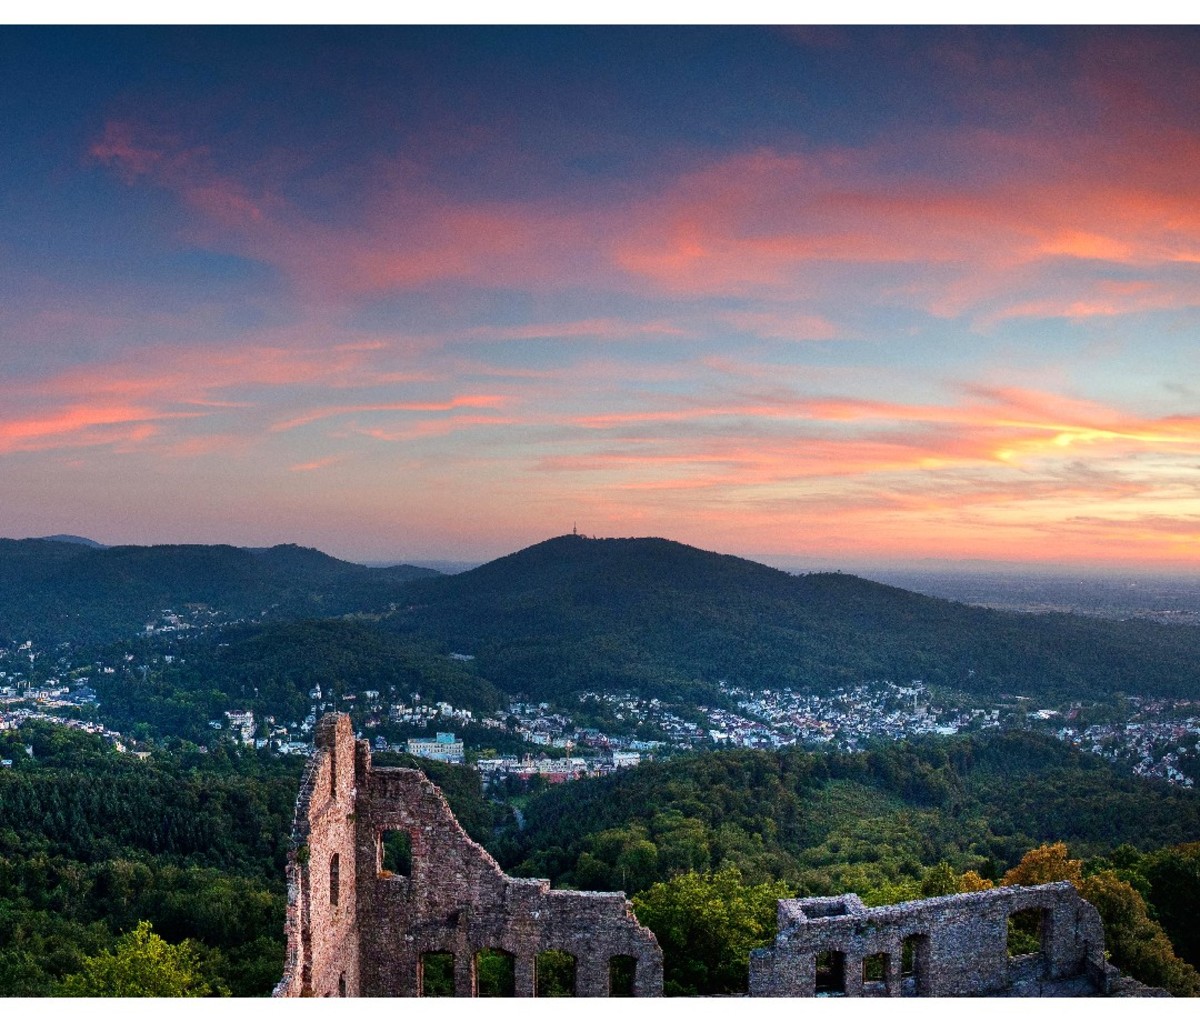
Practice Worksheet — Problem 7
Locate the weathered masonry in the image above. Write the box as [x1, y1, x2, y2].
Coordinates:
[749, 885, 1128, 997]
[273, 714, 663, 997]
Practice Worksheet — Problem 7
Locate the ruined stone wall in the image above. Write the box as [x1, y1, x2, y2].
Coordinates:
[275, 713, 662, 997]
[274, 714, 360, 997]
[749, 884, 1109, 997]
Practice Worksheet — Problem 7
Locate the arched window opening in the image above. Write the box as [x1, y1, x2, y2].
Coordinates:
[329, 853, 340, 907]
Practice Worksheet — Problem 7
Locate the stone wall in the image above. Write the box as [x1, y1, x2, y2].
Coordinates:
[274, 713, 662, 997]
[749, 884, 1111, 997]
[274, 714, 360, 997]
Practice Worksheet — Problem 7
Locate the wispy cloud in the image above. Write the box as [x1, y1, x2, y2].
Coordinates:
[270, 394, 514, 433]
[289, 455, 344, 472]
[0, 404, 196, 454]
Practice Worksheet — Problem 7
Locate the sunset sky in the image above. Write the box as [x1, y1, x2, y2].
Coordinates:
[3, 25, 1200, 568]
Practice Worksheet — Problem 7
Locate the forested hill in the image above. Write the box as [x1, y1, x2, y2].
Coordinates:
[389, 534, 1200, 703]
[7, 532, 1200, 704]
[500, 730, 1200, 896]
[0, 539, 438, 644]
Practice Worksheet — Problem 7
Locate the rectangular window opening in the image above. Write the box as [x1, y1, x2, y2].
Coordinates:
[901, 935, 928, 996]
[378, 828, 413, 878]
[863, 952, 888, 985]
[1007, 908, 1045, 958]
[609, 954, 637, 997]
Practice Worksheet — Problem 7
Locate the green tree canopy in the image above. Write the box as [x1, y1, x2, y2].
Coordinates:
[631, 867, 791, 995]
[58, 920, 222, 997]
[1081, 870, 1200, 998]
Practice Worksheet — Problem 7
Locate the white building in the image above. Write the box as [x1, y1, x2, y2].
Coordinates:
[406, 732, 464, 764]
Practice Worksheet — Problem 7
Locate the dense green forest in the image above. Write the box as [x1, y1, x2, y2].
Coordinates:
[0, 722, 508, 996]
[493, 731, 1200, 994]
[0, 723, 301, 995]
[499, 731, 1200, 895]
[2, 722, 1199, 995]
[91, 620, 504, 742]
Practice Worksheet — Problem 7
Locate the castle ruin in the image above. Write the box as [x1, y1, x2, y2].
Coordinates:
[273, 714, 663, 997]
[276, 713, 1153, 998]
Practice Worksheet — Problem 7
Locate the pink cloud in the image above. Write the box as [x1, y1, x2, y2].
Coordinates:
[0, 403, 195, 454]
[289, 455, 344, 473]
[345, 413, 521, 442]
[270, 394, 514, 433]
[89, 56, 1200, 329]
[0, 334, 459, 457]
[91, 120, 271, 228]
[462, 317, 688, 342]
[716, 309, 842, 341]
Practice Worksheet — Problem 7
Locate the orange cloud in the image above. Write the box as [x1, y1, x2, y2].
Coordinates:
[530, 385, 1200, 522]
[604, 124, 1200, 321]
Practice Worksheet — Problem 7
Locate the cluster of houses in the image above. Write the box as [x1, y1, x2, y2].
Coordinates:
[382, 730, 643, 784]
[1055, 697, 1200, 788]
[713, 680, 995, 752]
[142, 606, 233, 636]
[1, 640, 102, 711]
[388, 697, 474, 729]
[6, 631, 1199, 791]
[471, 749, 642, 785]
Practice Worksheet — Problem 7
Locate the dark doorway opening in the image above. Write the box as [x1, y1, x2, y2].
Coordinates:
[421, 952, 455, 997]
[815, 949, 846, 995]
[536, 950, 577, 997]
[476, 949, 516, 997]
[609, 954, 637, 997]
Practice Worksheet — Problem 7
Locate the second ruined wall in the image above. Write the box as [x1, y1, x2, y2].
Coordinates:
[750, 884, 1109, 997]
